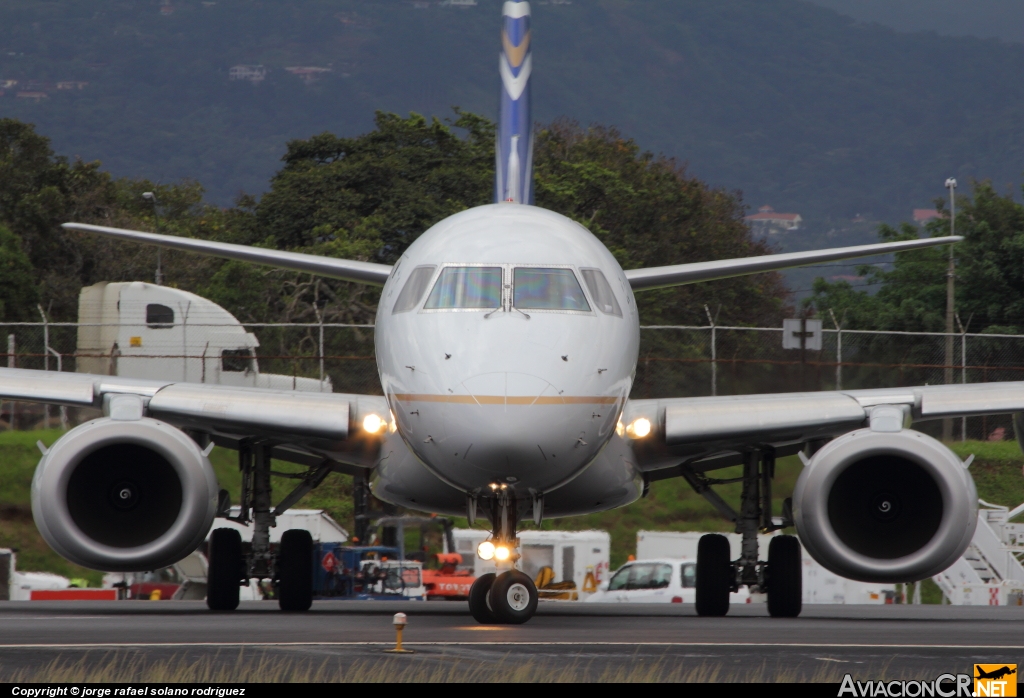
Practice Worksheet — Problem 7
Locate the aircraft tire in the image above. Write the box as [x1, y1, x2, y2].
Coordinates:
[277, 529, 314, 612]
[695, 533, 731, 617]
[468, 572, 498, 623]
[206, 527, 242, 611]
[488, 570, 538, 625]
[767, 535, 802, 618]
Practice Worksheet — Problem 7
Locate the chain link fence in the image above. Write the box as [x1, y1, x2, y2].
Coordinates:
[1, 321, 1021, 439]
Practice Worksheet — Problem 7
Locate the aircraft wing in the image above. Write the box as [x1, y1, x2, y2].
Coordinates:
[624, 236, 961, 291]
[62, 223, 393, 286]
[0, 367, 389, 468]
[624, 382, 1024, 477]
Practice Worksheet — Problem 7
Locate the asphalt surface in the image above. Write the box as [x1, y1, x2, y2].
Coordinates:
[0, 601, 1022, 681]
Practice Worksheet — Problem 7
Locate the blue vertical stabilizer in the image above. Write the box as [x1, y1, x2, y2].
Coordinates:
[495, 1, 533, 205]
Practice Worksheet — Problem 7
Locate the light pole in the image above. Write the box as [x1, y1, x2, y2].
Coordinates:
[943, 177, 957, 441]
[142, 191, 162, 285]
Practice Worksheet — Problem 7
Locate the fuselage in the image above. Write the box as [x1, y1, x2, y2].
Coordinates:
[375, 204, 640, 495]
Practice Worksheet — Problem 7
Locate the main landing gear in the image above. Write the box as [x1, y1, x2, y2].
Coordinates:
[207, 439, 329, 612]
[683, 448, 803, 618]
[466, 489, 540, 624]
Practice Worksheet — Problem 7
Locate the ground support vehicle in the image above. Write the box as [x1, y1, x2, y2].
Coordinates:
[313, 544, 425, 600]
[423, 553, 475, 600]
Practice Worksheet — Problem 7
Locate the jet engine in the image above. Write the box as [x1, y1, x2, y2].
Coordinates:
[792, 428, 977, 582]
[32, 417, 219, 571]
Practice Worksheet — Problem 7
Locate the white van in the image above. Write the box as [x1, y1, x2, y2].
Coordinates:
[585, 557, 750, 604]
[77, 281, 330, 391]
[635, 531, 894, 604]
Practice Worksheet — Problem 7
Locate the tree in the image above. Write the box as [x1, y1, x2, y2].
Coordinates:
[807, 181, 1024, 335]
[534, 120, 789, 327]
[0, 225, 38, 321]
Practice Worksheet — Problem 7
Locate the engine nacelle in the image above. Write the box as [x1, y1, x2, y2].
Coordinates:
[793, 428, 977, 582]
[32, 417, 219, 571]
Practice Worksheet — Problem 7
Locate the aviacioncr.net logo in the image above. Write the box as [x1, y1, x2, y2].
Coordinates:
[839, 674, 973, 697]
[975, 664, 1017, 697]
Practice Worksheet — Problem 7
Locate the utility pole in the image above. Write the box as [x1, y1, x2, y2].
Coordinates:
[943, 177, 957, 441]
[142, 192, 162, 285]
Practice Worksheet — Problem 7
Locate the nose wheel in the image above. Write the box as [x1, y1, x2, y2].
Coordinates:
[468, 570, 538, 624]
[489, 570, 538, 624]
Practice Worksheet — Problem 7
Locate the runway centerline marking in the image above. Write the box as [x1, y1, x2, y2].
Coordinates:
[2, 642, 1024, 650]
[2, 616, 110, 621]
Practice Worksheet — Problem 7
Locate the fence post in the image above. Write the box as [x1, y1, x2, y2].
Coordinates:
[314, 303, 325, 391]
[829, 309, 842, 391]
[6, 334, 13, 430]
[37, 305, 50, 427]
[704, 305, 716, 397]
[957, 314, 968, 441]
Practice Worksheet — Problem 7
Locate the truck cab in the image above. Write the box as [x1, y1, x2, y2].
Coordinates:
[76, 281, 330, 391]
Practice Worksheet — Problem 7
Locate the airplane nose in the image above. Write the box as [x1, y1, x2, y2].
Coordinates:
[430, 371, 619, 490]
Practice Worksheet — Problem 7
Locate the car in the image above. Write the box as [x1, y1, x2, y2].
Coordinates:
[584, 558, 751, 604]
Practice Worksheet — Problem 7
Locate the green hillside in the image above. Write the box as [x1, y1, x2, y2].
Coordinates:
[2, 429, 1022, 581]
[1, 0, 1024, 221]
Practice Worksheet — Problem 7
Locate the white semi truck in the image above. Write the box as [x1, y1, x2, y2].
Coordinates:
[76, 281, 330, 391]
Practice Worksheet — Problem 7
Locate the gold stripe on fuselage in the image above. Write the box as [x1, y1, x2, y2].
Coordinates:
[392, 393, 617, 406]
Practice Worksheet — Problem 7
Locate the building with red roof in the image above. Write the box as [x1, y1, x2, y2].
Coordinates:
[744, 205, 803, 234]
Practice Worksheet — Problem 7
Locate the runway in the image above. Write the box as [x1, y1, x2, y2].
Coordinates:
[0, 601, 1021, 681]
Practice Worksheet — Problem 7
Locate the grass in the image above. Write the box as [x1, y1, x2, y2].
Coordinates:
[0, 652, 902, 683]
[2, 428, 1023, 585]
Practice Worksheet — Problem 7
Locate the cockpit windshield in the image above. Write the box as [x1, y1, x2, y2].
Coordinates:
[513, 268, 590, 311]
[424, 266, 502, 309]
[392, 265, 436, 314]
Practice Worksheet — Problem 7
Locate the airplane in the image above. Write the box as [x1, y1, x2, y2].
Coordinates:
[9, 0, 1005, 624]
[976, 667, 1017, 681]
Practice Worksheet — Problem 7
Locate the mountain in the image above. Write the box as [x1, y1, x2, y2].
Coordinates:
[2, 0, 1024, 225]
[805, 0, 1024, 44]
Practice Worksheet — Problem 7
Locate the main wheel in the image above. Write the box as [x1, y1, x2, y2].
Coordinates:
[207, 527, 242, 611]
[767, 535, 802, 618]
[468, 572, 497, 623]
[488, 570, 538, 625]
[695, 533, 732, 617]
[277, 529, 314, 612]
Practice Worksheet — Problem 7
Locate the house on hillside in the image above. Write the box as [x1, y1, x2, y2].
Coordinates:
[229, 65, 267, 84]
[913, 209, 941, 226]
[285, 66, 331, 84]
[15, 91, 47, 102]
[744, 205, 802, 235]
[56, 81, 88, 90]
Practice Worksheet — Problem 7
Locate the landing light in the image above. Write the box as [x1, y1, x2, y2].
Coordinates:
[627, 417, 652, 439]
[494, 545, 511, 562]
[362, 413, 386, 434]
[477, 541, 496, 561]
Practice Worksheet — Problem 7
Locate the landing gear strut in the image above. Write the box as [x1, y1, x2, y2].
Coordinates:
[206, 439, 328, 611]
[684, 448, 802, 618]
[466, 488, 540, 624]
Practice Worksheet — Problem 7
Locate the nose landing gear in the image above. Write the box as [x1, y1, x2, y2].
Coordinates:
[466, 489, 540, 624]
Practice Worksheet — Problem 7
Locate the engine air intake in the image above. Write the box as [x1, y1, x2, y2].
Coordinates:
[826, 455, 943, 560]
[66, 443, 184, 549]
[32, 417, 219, 571]
[793, 428, 976, 582]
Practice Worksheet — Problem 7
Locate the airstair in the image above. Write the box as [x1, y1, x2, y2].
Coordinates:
[932, 500, 1024, 604]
